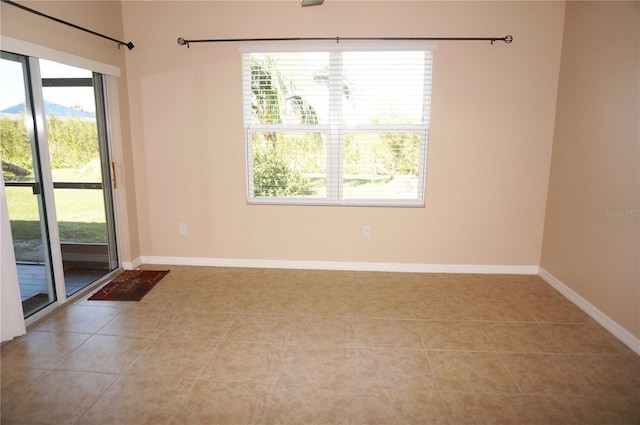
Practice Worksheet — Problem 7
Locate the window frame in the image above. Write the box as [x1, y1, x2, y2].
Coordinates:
[242, 42, 434, 207]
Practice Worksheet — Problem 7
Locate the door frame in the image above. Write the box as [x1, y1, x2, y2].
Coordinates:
[26, 56, 68, 315]
[1, 40, 125, 326]
[2, 52, 59, 319]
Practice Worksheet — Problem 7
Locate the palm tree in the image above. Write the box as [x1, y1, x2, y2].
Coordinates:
[250, 55, 318, 196]
[250, 55, 319, 148]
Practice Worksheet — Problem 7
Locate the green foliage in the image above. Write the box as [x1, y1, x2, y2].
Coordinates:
[251, 56, 320, 127]
[0, 116, 98, 179]
[287, 95, 319, 125]
[313, 68, 354, 101]
[253, 149, 312, 197]
[10, 220, 107, 243]
[251, 58, 282, 125]
[369, 114, 421, 177]
[0, 117, 32, 172]
[344, 134, 361, 174]
[46, 116, 99, 168]
[374, 132, 420, 177]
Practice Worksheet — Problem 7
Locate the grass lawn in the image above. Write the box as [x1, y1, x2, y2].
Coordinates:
[6, 167, 108, 261]
[305, 173, 419, 199]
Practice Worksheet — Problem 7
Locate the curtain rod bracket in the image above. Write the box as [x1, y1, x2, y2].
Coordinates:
[1, 0, 134, 50]
[118, 41, 135, 51]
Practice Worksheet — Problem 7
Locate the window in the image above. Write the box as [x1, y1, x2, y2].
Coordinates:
[242, 44, 433, 206]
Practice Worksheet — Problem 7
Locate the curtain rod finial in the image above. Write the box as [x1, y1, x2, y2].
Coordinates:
[125, 41, 135, 50]
[177, 37, 190, 48]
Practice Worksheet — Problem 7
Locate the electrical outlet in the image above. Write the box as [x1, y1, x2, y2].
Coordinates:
[363, 225, 371, 239]
[179, 222, 187, 234]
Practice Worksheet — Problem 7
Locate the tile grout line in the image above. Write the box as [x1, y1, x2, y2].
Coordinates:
[415, 311, 452, 425]
[566, 352, 610, 397]
[74, 301, 159, 425]
[165, 311, 240, 425]
[479, 319, 525, 395]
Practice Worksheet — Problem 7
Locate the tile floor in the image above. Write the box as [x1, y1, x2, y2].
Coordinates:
[1, 266, 638, 424]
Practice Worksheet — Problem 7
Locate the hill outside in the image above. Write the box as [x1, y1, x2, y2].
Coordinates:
[0, 101, 94, 119]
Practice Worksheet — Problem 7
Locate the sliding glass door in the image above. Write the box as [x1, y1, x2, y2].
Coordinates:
[1, 52, 119, 318]
[1, 52, 57, 317]
[40, 59, 119, 296]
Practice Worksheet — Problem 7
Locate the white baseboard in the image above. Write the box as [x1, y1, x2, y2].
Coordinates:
[135, 255, 539, 275]
[122, 256, 142, 270]
[539, 267, 640, 355]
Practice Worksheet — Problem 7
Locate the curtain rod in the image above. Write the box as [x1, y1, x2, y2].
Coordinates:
[177, 35, 513, 48]
[1, 0, 135, 50]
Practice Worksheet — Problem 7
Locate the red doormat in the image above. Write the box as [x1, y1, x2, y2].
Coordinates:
[88, 270, 170, 301]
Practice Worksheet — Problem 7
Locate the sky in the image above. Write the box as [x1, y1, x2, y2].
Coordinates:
[0, 58, 96, 113]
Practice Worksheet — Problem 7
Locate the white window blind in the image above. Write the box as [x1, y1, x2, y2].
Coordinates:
[242, 44, 433, 206]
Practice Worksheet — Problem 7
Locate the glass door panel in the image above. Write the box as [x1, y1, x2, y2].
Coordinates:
[1, 53, 56, 316]
[39, 59, 118, 296]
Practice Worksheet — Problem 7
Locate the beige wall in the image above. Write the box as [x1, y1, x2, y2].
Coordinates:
[1, 1, 124, 65]
[541, 1, 639, 338]
[0, 0, 140, 262]
[122, 1, 565, 267]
